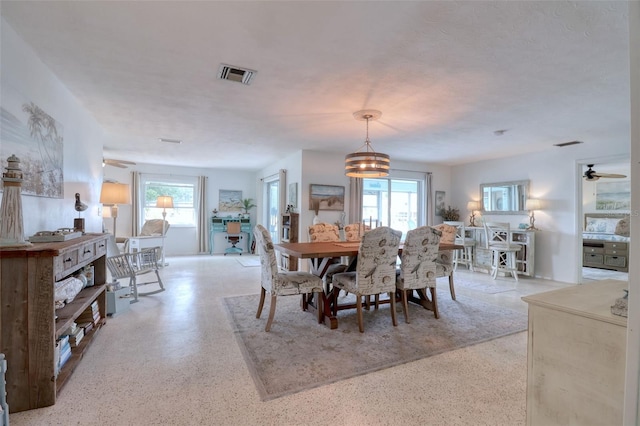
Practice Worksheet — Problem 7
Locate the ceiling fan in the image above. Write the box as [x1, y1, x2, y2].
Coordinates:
[583, 164, 626, 181]
[103, 158, 136, 169]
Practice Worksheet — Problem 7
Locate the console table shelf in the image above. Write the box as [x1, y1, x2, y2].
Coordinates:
[0, 233, 108, 413]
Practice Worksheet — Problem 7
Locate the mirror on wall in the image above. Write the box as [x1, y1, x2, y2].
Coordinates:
[480, 180, 529, 214]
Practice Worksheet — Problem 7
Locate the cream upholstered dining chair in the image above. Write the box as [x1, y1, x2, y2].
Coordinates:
[483, 221, 521, 281]
[308, 223, 347, 292]
[444, 221, 475, 271]
[396, 226, 442, 322]
[432, 223, 457, 300]
[253, 224, 324, 332]
[343, 223, 369, 241]
[331, 226, 402, 333]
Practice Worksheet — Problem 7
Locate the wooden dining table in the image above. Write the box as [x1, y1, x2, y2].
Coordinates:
[274, 240, 462, 329]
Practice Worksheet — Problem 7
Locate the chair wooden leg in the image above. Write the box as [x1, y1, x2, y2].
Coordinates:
[256, 287, 266, 318]
[430, 287, 440, 319]
[448, 274, 456, 300]
[389, 292, 397, 327]
[315, 291, 323, 324]
[374, 294, 380, 310]
[356, 295, 364, 333]
[331, 286, 340, 317]
[265, 295, 277, 332]
[401, 289, 410, 323]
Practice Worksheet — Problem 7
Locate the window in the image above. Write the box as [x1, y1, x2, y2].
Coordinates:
[363, 178, 421, 237]
[141, 174, 198, 227]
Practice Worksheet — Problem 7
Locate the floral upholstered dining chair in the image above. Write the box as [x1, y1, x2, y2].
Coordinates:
[331, 226, 402, 333]
[253, 224, 324, 332]
[307, 222, 347, 292]
[396, 226, 442, 322]
[432, 223, 457, 300]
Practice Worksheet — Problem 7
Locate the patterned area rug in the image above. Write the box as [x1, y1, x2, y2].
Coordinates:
[224, 293, 527, 401]
[452, 271, 518, 294]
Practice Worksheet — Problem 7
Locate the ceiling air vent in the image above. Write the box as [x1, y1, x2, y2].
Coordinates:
[554, 140, 583, 147]
[217, 64, 256, 85]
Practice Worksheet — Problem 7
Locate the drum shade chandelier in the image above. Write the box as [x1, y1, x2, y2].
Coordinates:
[344, 109, 390, 178]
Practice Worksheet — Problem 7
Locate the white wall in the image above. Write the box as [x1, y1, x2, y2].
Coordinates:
[1, 19, 105, 238]
[104, 163, 257, 255]
[451, 142, 629, 283]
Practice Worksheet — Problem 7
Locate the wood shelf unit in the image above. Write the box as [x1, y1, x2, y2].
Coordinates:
[0, 233, 108, 413]
[279, 212, 298, 271]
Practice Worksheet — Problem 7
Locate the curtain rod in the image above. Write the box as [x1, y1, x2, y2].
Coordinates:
[390, 168, 432, 174]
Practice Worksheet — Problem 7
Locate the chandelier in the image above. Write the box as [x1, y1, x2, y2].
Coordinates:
[344, 109, 390, 178]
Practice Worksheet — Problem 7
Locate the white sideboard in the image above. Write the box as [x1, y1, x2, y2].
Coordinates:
[466, 227, 535, 277]
[522, 280, 627, 425]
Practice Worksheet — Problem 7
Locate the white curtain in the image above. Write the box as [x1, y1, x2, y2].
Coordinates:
[425, 172, 434, 226]
[197, 176, 208, 253]
[278, 169, 287, 217]
[131, 171, 142, 235]
[348, 177, 363, 224]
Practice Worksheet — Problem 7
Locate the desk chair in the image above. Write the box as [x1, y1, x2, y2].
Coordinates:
[224, 221, 244, 255]
[483, 221, 521, 281]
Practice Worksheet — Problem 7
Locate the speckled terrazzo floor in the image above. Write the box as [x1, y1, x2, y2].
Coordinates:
[9, 255, 573, 426]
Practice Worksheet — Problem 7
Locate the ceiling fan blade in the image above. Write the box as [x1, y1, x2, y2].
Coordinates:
[594, 172, 626, 179]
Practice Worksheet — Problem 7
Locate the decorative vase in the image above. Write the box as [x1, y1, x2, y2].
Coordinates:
[313, 214, 320, 225]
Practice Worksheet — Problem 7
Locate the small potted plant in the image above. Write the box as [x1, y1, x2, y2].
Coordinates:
[441, 205, 460, 221]
[242, 198, 256, 218]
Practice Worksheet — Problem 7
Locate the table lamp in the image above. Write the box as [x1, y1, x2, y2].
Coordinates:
[467, 201, 480, 227]
[99, 182, 131, 237]
[525, 199, 541, 231]
[156, 195, 174, 266]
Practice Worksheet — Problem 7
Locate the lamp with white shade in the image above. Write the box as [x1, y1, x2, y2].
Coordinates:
[525, 199, 541, 231]
[467, 201, 480, 227]
[99, 182, 131, 237]
[156, 195, 174, 266]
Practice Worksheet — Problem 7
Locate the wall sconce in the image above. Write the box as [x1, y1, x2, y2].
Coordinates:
[467, 201, 480, 227]
[99, 182, 131, 237]
[525, 199, 541, 231]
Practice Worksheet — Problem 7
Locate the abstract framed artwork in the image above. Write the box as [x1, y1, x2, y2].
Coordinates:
[219, 190, 243, 212]
[309, 184, 345, 211]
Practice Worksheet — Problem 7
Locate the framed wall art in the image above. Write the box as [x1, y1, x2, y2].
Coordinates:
[596, 181, 631, 210]
[435, 190, 445, 216]
[309, 184, 345, 211]
[219, 189, 243, 212]
[0, 88, 64, 198]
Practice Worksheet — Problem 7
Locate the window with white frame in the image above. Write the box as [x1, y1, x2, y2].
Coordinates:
[362, 177, 422, 237]
[141, 174, 198, 227]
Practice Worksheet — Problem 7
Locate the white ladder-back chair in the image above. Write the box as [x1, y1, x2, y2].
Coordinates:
[483, 222, 522, 281]
[444, 221, 475, 271]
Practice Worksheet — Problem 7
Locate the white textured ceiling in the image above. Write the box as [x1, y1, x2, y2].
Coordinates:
[1, 1, 631, 170]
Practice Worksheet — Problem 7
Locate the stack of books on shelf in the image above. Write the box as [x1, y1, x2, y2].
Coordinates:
[57, 335, 72, 374]
[77, 301, 101, 326]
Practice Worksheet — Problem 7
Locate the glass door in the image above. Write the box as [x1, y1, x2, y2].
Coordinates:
[265, 180, 279, 242]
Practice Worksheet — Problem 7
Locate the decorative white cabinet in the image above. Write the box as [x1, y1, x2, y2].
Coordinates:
[522, 280, 627, 426]
[466, 227, 535, 277]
